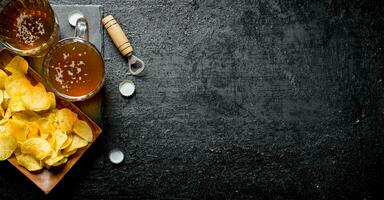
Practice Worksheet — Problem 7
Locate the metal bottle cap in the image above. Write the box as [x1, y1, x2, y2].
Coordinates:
[119, 80, 135, 97]
[68, 10, 84, 27]
[109, 149, 124, 164]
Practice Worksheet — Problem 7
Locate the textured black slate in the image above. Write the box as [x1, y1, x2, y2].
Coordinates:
[1, 0, 384, 199]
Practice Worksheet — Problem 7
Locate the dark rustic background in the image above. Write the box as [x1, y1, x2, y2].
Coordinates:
[1, 0, 384, 199]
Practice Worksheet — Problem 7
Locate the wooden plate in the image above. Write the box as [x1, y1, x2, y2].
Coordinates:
[0, 48, 103, 194]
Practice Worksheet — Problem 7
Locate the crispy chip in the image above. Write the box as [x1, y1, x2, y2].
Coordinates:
[0, 90, 3, 106]
[52, 129, 67, 151]
[62, 149, 77, 158]
[0, 107, 4, 118]
[0, 69, 8, 89]
[27, 122, 40, 138]
[4, 56, 28, 75]
[48, 92, 56, 109]
[57, 108, 77, 133]
[60, 133, 73, 150]
[0, 108, 12, 125]
[52, 157, 68, 166]
[0, 131, 17, 160]
[73, 120, 93, 142]
[16, 153, 42, 171]
[22, 83, 51, 111]
[2, 90, 10, 109]
[8, 96, 25, 112]
[13, 111, 41, 122]
[6, 119, 28, 144]
[5, 74, 31, 98]
[64, 134, 87, 153]
[44, 151, 65, 166]
[21, 138, 51, 160]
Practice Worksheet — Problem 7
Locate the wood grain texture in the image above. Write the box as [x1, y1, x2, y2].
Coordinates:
[1, 0, 384, 199]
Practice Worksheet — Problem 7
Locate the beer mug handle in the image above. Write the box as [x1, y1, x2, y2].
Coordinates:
[74, 18, 89, 41]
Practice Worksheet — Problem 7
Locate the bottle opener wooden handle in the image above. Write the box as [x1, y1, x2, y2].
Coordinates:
[102, 15, 133, 56]
[102, 15, 145, 76]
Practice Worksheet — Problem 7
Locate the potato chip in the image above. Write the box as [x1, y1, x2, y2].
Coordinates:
[6, 119, 28, 144]
[48, 92, 56, 110]
[57, 108, 77, 133]
[8, 97, 26, 112]
[21, 138, 51, 160]
[4, 56, 28, 75]
[44, 151, 65, 166]
[16, 153, 42, 171]
[27, 122, 40, 138]
[22, 83, 51, 111]
[5, 74, 31, 98]
[13, 111, 41, 122]
[0, 90, 3, 106]
[38, 111, 58, 137]
[62, 150, 77, 158]
[0, 69, 8, 89]
[52, 157, 68, 167]
[0, 131, 17, 160]
[52, 129, 67, 151]
[73, 120, 93, 142]
[60, 133, 73, 150]
[63, 134, 87, 153]
[2, 90, 10, 109]
[0, 108, 12, 125]
[0, 107, 4, 118]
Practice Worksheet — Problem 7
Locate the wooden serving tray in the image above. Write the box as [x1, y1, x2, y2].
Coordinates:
[0, 48, 103, 194]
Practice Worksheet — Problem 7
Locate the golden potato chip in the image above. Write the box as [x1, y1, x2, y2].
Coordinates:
[0, 69, 8, 89]
[52, 129, 67, 151]
[60, 133, 73, 150]
[0, 108, 12, 125]
[36, 118, 52, 139]
[4, 56, 28, 75]
[6, 119, 28, 144]
[57, 108, 77, 133]
[44, 151, 65, 166]
[0, 107, 4, 118]
[48, 92, 56, 109]
[73, 120, 93, 142]
[21, 138, 51, 160]
[27, 122, 40, 138]
[0, 90, 3, 106]
[52, 157, 68, 166]
[5, 74, 31, 98]
[16, 153, 42, 171]
[63, 134, 87, 153]
[13, 111, 41, 122]
[22, 83, 51, 111]
[8, 97, 25, 112]
[2, 90, 10, 110]
[0, 131, 17, 160]
[62, 149, 77, 158]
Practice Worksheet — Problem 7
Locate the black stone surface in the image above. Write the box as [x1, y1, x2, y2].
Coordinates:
[1, 0, 384, 199]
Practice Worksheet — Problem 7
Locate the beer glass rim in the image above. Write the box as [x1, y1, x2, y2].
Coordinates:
[43, 37, 105, 102]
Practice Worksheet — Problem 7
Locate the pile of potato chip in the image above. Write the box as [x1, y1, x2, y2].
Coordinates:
[0, 56, 93, 171]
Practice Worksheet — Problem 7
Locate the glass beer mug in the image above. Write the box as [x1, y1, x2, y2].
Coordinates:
[43, 17, 105, 101]
[0, 0, 59, 56]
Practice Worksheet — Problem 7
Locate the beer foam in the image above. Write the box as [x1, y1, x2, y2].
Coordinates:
[15, 12, 45, 46]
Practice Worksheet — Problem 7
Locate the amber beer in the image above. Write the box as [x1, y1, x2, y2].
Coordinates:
[44, 18, 104, 101]
[0, 0, 59, 56]
[45, 40, 104, 98]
